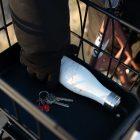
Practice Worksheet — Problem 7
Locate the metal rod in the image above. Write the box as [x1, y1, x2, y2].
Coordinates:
[1, 109, 38, 140]
[106, 0, 114, 77]
[71, 31, 140, 76]
[36, 122, 43, 140]
[93, 17, 110, 67]
[76, 0, 84, 60]
[106, 19, 115, 77]
[80, 0, 140, 33]
[0, 79, 75, 140]
[128, 76, 139, 92]
[76, 0, 83, 34]
[77, 5, 89, 61]
[12, 101, 21, 122]
[0, 22, 12, 32]
[0, 0, 11, 47]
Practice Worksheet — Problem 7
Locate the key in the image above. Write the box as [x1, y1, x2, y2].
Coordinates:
[47, 93, 73, 103]
[38, 91, 73, 108]
[55, 97, 73, 102]
[45, 94, 70, 108]
[54, 101, 69, 108]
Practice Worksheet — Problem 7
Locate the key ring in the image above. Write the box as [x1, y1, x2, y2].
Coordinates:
[38, 91, 49, 106]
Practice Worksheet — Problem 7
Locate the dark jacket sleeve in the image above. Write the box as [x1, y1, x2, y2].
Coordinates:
[10, 0, 70, 70]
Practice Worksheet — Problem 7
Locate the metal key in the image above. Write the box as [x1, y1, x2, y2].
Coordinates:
[49, 94, 74, 103]
[38, 91, 73, 108]
[46, 93, 70, 108]
[55, 97, 73, 102]
[53, 101, 70, 108]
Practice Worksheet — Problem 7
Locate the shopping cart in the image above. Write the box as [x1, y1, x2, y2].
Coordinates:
[0, 0, 140, 140]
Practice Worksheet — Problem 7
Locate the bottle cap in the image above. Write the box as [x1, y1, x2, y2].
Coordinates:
[104, 92, 121, 109]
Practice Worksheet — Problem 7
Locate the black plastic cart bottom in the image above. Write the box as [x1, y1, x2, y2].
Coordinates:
[0, 44, 140, 140]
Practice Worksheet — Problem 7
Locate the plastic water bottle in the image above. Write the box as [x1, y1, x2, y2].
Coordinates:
[60, 56, 121, 109]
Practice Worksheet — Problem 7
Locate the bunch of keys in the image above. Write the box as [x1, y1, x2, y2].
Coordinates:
[38, 91, 74, 111]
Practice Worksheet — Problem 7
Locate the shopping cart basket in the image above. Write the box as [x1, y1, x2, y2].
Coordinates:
[0, 0, 140, 140]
